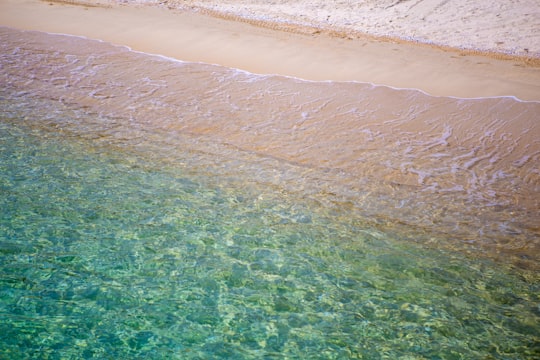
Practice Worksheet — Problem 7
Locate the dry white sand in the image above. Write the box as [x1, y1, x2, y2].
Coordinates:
[1, 0, 540, 100]
[78, 0, 540, 57]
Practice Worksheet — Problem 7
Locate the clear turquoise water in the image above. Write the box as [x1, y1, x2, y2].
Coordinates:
[0, 94, 538, 359]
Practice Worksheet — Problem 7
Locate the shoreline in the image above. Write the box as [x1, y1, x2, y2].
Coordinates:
[1, 0, 540, 101]
[2, 3, 540, 272]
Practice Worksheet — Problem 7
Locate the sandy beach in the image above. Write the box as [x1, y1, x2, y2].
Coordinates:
[35, 0, 540, 57]
[2, 0, 540, 262]
[1, 0, 540, 100]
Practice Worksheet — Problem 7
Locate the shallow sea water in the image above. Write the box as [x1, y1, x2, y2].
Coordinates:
[0, 27, 539, 359]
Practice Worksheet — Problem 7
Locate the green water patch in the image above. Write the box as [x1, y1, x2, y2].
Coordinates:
[0, 110, 539, 359]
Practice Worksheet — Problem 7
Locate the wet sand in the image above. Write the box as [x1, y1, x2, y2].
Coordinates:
[1, 0, 540, 101]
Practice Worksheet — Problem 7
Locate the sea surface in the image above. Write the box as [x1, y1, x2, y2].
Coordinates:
[1, 27, 539, 359]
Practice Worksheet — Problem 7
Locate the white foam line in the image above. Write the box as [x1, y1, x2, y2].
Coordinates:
[6, 26, 539, 104]
[113, 44, 540, 104]
[119, 43, 540, 104]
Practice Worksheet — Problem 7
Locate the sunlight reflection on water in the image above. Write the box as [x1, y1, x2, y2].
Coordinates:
[0, 95, 538, 359]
